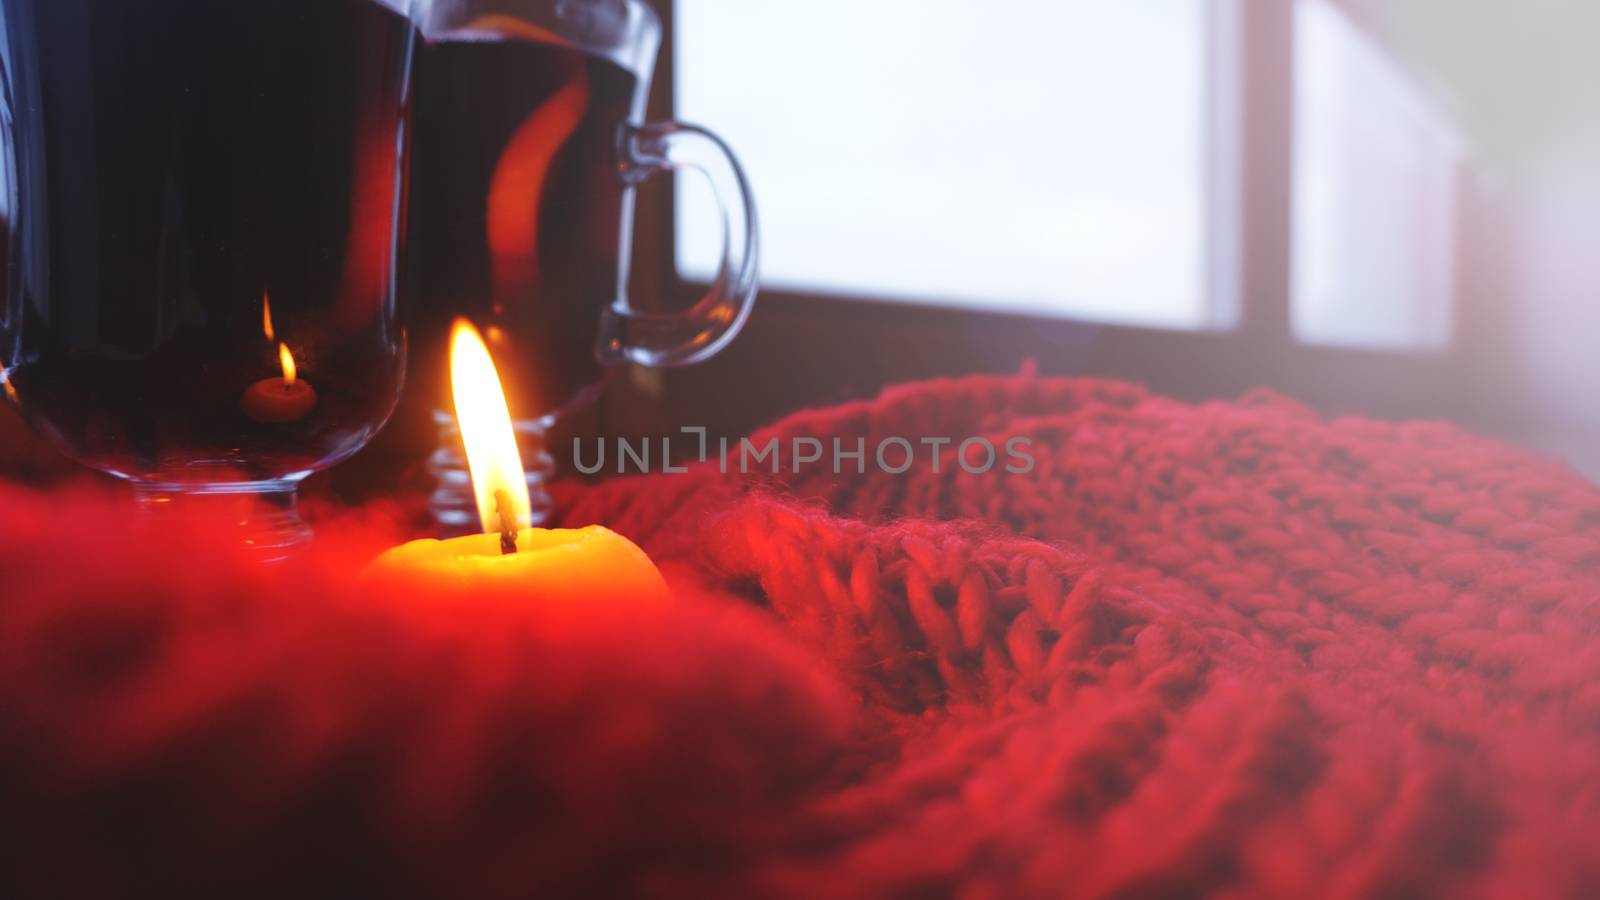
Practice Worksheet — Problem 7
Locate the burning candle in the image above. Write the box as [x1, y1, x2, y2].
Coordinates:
[363, 320, 666, 603]
[241, 343, 318, 424]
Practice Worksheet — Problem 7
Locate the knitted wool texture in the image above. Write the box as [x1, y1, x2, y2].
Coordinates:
[552, 376, 1600, 897]
[2, 375, 1599, 898]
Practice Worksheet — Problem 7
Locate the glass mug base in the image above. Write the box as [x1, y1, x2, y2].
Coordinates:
[133, 476, 313, 563]
[428, 410, 557, 537]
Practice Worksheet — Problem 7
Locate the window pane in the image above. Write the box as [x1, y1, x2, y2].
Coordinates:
[675, 0, 1214, 329]
[1292, 0, 1463, 350]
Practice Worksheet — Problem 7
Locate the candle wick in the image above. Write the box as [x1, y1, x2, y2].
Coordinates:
[494, 489, 518, 555]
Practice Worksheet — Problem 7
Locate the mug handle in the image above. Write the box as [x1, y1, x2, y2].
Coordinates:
[598, 121, 759, 367]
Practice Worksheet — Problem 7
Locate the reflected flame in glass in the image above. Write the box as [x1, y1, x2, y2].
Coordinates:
[487, 68, 591, 311]
[279, 343, 298, 387]
[0, 356, 16, 405]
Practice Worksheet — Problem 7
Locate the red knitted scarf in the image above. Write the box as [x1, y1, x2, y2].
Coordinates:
[3, 375, 1599, 898]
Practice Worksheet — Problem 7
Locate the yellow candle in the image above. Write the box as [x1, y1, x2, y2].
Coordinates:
[363, 525, 667, 603]
[362, 319, 666, 602]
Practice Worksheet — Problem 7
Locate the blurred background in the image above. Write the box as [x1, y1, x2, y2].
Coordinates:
[611, 0, 1600, 480]
[4, 0, 1595, 485]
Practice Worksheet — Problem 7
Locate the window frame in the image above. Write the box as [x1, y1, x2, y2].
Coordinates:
[626, 0, 1487, 433]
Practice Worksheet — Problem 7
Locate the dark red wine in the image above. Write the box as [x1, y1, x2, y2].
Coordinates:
[0, 0, 413, 482]
[406, 34, 643, 418]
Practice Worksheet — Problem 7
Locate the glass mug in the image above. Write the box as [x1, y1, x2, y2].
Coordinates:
[0, 0, 416, 554]
[410, 0, 759, 532]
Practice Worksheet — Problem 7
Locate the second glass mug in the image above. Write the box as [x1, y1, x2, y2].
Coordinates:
[410, 0, 759, 532]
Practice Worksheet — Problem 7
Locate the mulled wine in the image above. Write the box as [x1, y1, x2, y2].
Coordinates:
[406, 0, 758, 534]
[407, 34, 644, 417]
[0, 0, 414, 483]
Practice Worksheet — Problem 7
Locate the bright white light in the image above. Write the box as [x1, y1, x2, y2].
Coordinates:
[1292, 0, 1463, 349]
[675, 0, 1212, 329]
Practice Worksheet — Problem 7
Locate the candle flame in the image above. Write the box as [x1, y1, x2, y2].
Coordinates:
[263, 293, 276, 341]
[279, 343, 298, 387]
[450, 319, 532, 536]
